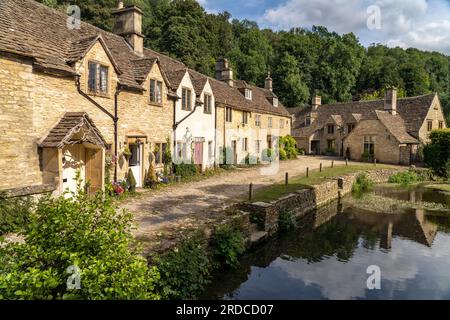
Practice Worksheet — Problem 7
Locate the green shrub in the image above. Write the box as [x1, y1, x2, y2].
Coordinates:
[388, 170, 421, 185]
[279, 148, 288, 160]
[325, 148, 335, 155]
[144, 162, 158, 189]
[211, 224, 245, 268]
[126, 168, 137, 192]
[0, 190, 160, 300]
[352, 173, 374, 194]
[424, 129, 450, 178]
[173, 163, 198, 178]
[155, 233, 212, 299]
[0, 195, 33, 236]
[361, 151, 372, 162]
[279, 211, 297, 231]
[279, 135, 298, 160]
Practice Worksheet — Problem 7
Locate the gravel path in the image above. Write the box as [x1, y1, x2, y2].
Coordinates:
[121, 156, 350, 245]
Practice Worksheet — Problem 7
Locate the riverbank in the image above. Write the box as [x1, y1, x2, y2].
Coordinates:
[145, 165, 411, 299]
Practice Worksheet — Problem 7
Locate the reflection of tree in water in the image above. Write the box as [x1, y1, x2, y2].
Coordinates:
[280, 218, 360, 263]
[426, 213, 450, 234]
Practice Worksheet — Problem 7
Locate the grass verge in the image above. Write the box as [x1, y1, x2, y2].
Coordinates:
[251, 164, 400, 203]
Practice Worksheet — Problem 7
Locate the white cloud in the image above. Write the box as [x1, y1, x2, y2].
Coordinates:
[261, 0, 450, 54]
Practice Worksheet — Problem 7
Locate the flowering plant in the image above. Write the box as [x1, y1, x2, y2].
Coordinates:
[112, 182, 125, 195]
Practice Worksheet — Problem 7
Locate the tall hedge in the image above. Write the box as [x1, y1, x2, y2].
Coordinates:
[424, 129, 450, 178]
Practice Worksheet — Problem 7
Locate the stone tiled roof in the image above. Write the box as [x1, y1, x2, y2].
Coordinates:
[165, 69, 188, 90]
[40, 112, 106, 148]
[292, 93, 437, 138]
[1, 0, 291, 118]
[191, 76, 208, 97]
[375, 111, 418, 144]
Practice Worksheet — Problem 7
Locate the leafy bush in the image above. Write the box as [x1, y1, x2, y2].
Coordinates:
[389, 170, 421, 185]
[173, 163, 198, 178]
[424, 129, 450, 178]
[352, 173, 374, 194]
[0, 190, 160, 300]
[244, 154, 259, 165]
[278, 211, 297, 231]
[126, 168, 137, 192]
[211, 224, 245, 268]
[325, 148, 335, 155]
[0, 195, 33, 236]
[361, 151, 372, 162]
[279, 135, 298, 160]
[279, 148, 287, 160]
[155, 233, 212, 299]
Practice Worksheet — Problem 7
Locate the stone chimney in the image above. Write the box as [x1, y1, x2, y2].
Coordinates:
[265, 72, 273, 92]
[113, 2, 144, 56]
[384, 87, 397, 115]
[215, 58, 234, 87]
[312, 95, 321, 111]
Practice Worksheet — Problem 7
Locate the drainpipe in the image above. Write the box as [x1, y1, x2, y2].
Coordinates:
[173, 104, 201, 131]
[214, 102, 217, 167]
[75, 76, 120, 182]
[113, 85, 121, 182]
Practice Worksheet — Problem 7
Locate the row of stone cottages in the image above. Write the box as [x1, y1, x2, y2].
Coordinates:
[289, 90, 447, 165]
[0, 0, 291, 197]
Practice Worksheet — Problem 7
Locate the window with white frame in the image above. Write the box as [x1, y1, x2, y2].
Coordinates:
[268, 117, 273, 128]
[242, 112, 249, 125]
[273, 98, 278, 107]
[245, 89, 252, 100]
[279, 119, 284, 129]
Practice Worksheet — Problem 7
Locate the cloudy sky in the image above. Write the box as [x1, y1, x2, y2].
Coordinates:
[198, 0, 450, 54]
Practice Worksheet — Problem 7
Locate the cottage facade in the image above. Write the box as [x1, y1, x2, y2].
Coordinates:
[0, 0, 292, 196]
[290, 89, 447, 165]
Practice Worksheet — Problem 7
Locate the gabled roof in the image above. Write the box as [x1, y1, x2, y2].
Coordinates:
[375, 110, 418, 144]
[40, 112, 107, 148]
[292, 93, 437, 138]
[131, 58, 158, 83]
[67, 35, 122, 75]
[191, 77, 208, 97]
[165, 69, 188, 90]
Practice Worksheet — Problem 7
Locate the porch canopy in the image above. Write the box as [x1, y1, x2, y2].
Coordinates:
[40, 112, 107, 149]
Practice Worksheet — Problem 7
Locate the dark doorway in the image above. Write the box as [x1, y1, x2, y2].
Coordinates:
[311, 140, 320, 155]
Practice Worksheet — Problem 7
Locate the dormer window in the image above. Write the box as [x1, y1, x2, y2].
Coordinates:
[305, 117, 311, 126]
[88, 61, 108, 94]
[182, 88, 192, 111]
[204, 94, 212, 114]
[273, 98, 278, 107]
[245, 89, 252, 100]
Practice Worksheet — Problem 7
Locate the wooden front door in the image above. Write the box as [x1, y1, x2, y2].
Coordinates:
[85, 148, 103, 195]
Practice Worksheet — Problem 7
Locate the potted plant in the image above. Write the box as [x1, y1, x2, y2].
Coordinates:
[123, 146, 132, 161]
[126, 168, 137, 192]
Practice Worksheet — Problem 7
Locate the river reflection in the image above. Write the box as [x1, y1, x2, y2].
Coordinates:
[203, 185, 450, 300]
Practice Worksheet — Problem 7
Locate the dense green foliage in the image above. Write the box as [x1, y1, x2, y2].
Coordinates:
[352, 173, 374, 194]
[279, 135, 298, 160]
[388, 169, 428, 185]
[211, 224, 245, 268]
[0, 196, 33, 236]
[154, 233, 212, 299]
[36, 0, 450, 122]
[0, 190, 160, 300]
[424, 129, 450, 178]
[126, 168, 137, 192]
[173, 162, 198, 178]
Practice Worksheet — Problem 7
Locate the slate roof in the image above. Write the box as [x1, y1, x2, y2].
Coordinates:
[291, 93, 437, 139]
[165, 69, 188, 90]
[40, 112, 107, 148]
[0, 0, 292, 118]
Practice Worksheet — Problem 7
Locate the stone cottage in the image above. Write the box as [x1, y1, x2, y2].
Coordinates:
[290, 89, 447, 165]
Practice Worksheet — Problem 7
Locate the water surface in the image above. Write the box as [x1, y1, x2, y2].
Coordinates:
[203, 185, 450, 300]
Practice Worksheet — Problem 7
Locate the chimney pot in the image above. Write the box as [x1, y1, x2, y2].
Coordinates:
[215, 58, 233, 87]
[117, 0, 124, 9]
